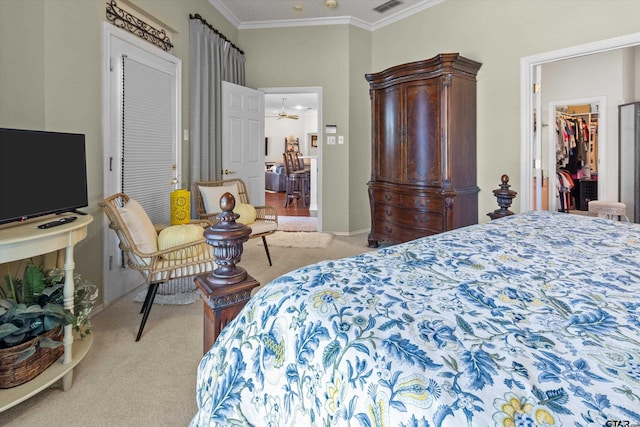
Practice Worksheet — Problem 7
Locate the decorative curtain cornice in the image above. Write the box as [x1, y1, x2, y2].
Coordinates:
[106, 0, 173, 52]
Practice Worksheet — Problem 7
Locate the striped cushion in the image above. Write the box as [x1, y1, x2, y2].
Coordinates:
[157, 224, 204, 260]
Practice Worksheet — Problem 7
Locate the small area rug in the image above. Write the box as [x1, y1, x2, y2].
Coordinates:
[262, 231, 333, 248]
[277, 216, 317, 232]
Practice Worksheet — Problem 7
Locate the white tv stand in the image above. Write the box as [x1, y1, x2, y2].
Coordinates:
[0, 214, 93, 412]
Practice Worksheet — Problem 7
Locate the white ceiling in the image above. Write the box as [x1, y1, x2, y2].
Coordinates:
[209, 0, 443, 30]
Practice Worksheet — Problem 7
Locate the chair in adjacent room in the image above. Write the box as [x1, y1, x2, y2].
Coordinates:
[587, 200, 630, 222]
[192, 178, 278, 266]
[100, 193, 216, 341]
[283, 152, 309, 208]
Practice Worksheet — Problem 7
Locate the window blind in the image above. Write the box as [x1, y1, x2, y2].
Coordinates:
[121, 55, 175, 224]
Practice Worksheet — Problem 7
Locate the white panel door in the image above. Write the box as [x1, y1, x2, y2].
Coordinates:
[102, 24, 181, 303]
[222, 81, 265, 205]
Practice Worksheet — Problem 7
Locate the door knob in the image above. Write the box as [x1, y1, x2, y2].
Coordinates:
[224, 169, 236, 175]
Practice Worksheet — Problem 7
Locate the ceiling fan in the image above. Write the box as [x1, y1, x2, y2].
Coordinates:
[273, 98, 299, 120]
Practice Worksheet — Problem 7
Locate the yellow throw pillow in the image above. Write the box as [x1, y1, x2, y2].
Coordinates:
[234, 203, 257, 225]
[157, 224, 204, 260]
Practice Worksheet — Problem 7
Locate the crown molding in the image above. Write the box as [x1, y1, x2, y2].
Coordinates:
[238, 16, 370, 31]
[208, 0, 240, 28]
[371, 0, 445, 31]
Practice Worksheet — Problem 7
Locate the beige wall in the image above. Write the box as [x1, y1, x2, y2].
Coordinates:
[240, 25, 373, 233]
[0, 1, 46, 128]
[240, 25, 355, 231]
[347, 26, 372, 234]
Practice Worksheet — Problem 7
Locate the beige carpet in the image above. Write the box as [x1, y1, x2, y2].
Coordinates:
[261, 231, 333, 248]
[132, 282, 200, 305]
[0, 233, 374, 427]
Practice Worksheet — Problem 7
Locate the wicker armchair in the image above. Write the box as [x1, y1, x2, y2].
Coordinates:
[100, 193, 216, 341]
[192, 179, 278, 266]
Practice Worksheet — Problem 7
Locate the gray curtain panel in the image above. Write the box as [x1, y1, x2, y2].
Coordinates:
[189, 18, 245, 185]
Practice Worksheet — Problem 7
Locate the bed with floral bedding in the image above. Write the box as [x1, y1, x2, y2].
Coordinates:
[190, 211, 640, 427]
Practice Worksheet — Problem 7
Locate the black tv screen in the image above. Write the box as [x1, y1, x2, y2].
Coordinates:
[0, 128, 88, 225]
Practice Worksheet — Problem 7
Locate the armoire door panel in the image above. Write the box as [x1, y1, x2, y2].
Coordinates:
[404, 81, 441, 185]
[374, 87, 402, 183]
[447, 77, 478, 188]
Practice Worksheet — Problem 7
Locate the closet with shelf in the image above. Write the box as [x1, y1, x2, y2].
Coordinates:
[555, 105, 599, 211]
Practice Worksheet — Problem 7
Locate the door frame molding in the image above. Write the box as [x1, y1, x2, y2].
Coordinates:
[520, 31, 640, 211]
[102, 23, 182, 196]
[260, 86, 323, 230]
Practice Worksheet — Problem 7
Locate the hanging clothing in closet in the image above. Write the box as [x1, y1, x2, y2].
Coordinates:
[556, 169, 574, 212]
[555, 110, 598, 212]
[556, 115, 590, 175]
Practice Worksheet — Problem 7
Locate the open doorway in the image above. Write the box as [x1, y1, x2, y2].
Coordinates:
[521, 31, 640, 213]
[261, 87, 323, 232]
[546, 98, 604, 214]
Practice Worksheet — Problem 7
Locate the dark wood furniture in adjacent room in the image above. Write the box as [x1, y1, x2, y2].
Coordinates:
[365, 53, 482, 247]
[578, 178, 598, 211]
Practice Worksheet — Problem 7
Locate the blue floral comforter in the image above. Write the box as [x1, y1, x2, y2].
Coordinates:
[191, 211, 640, 427]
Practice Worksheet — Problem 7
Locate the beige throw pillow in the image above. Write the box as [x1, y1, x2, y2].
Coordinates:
[199, 184, 240, 213]
[117, 199, 158, 254]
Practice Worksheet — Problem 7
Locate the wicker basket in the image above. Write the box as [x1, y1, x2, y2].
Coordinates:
[0, 326, 64, 389]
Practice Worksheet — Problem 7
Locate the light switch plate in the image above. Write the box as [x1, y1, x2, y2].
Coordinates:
[327, 136, 336, 145]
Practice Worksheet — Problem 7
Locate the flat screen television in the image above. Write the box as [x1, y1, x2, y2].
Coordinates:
[0, 128, 88, 225]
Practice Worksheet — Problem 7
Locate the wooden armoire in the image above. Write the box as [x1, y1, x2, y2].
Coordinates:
[365, 53, 482, 248]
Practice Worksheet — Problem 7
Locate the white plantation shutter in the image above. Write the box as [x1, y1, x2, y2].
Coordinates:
[121, 55, 175, 224]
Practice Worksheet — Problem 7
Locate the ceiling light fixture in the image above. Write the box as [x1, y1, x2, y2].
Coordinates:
[325, 0, 337, 9]
[293, 4, 303, 11]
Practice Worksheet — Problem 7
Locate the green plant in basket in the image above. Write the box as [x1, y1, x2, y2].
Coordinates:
[0, 260, 97, 350]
